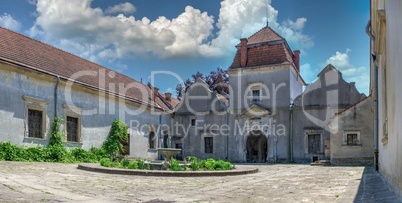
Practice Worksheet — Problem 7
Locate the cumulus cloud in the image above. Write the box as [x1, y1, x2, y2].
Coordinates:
[105, 2, 136, 15]
[29, 0, 313, 62]
[0, 13, 22, 31]
[325, 49, 369, 94]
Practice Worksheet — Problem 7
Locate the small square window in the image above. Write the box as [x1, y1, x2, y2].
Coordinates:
[347, 134, 358, 145]
[204, 137, 213, 154]
[191, 118, 196, 126]
[66, 116, 79, 142]
[252, 90, 260, 101]
[28, 109, 43, 138]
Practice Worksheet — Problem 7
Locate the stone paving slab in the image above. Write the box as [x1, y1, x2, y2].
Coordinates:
[0, 161, 400, 202]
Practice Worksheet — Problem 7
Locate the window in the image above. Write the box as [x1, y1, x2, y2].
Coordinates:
[28, 109, 43, 138]
[252, 90, 260, 101]
[66, 116, 79, 142]
[63, 104, 82, 143]
[308, 134, 320, 154]
[149, 132, 156, 149]
[347, 134, 358, 145]
[204, 137, 213, 154]
[23, 96, 48, 139]
[343, 131, 361, 146]
[191, 118, 196, 126]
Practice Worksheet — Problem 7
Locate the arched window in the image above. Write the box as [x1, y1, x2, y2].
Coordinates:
[149, 132, 156, 149]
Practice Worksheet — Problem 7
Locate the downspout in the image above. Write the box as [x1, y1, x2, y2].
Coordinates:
[54, 76, 60, 118]
[289, 103, 294, 162]
[226, 104, 230, 160]
[366, 18, 379, 171]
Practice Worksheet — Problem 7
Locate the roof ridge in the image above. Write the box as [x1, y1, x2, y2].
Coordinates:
[247, 26, 283, 41]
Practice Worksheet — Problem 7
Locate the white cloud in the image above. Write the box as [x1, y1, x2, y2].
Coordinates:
[29, 0, 313, 61]
[105, 2, 136, 15]
[0, 13, 21, 31]
[325, 49, 369, 94]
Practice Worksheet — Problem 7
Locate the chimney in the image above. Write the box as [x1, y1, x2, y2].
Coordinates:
[240, 38, 248, 67]
[293, 50, 300, 72]
[153, 87, 159, 102]
[165, 92, 171, 102]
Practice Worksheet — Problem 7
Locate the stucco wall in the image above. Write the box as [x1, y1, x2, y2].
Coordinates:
[0, 63, 167, 160]
[329, 97, 374, 165]
[376, 0, 402, 197]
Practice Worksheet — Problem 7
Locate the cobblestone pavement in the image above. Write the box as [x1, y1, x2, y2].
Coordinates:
[0, 161, 400, 203]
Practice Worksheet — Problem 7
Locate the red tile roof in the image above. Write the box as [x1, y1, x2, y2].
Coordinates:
[240, 26, 283, 46]
[0, 27, 172, 111]
[230, 26, 295, 69]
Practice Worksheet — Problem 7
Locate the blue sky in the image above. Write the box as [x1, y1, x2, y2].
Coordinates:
[0, 0, 370, 95]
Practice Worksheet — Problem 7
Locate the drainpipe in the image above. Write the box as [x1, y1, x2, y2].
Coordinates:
[289, 103, 294, 162]
[373, 57, 379, 171]
[366, 19, 379, 171]
[226, 104, 230, 160]
[54, 76, 60, 118]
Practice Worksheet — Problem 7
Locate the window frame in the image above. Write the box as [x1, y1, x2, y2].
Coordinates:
[23, 96, 49, 139]
[63, 104, 82, 143]
[190, 118, 196, 126]
[343, 130, 361, 146]
[149, 131, 156, 149]
[204, 137, 214, 154]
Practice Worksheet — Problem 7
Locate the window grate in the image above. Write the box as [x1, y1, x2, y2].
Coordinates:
[66, 116, 79, 142]
[28, 109, 43, 138]
[204, 137, 213, 154]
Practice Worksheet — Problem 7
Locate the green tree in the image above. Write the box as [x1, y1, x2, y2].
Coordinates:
[102, 120, 128, 161]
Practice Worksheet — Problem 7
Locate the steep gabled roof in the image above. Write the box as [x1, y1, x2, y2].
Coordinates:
[317, 64, 342, 77]
[238, 26, 283, 46]
[230, 26, 295, 69]
[0, 27, 171, 111]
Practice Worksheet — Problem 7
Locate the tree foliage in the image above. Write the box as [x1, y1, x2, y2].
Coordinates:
[102, 119, 128, 161]
[176, 67, 229, 97]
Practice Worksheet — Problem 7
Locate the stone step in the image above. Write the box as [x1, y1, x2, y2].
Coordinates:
[310, 160, 331, 166]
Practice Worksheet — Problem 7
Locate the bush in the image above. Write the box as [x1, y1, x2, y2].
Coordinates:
[190, 160, 200, 171]
[169, 159, 182, 171]
[100, 158, 111, 167]
[24, 146, 47, 162]
[204, 158, 216, 170]
[138, 159, 149, 170]
[127, 160, 139, 169]
[121, 158, 130, 168]
[102, 120, 128, 161]
[186, 156, 198, 162]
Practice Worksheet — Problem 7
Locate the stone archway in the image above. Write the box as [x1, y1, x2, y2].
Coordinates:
[246, 130, 267, 163]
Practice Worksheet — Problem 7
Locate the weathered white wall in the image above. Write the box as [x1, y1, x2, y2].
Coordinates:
[0, 63, 166, 160]
[329, 97, 373, 165]
[377, 0, 402, 197]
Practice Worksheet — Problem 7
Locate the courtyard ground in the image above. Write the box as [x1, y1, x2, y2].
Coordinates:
[0, 161, 400, 203]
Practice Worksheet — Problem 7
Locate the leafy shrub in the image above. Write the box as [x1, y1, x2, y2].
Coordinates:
[102, 120, 128, 161]
[121, 158, 130, 168]
[190, 160, 200, 171]
[204, 158, 216, 170]
[186, 156, 198, 162]
[138, 159, 149, 170]
[90, 147, 108, 161]
[169, 159, 182, 171]
[100, 158, 111, 167]
[127, 160, 139, 169]
[24, 146, 47, 162]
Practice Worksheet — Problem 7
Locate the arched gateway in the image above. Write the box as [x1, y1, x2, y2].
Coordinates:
[246, 130, 267, 163]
